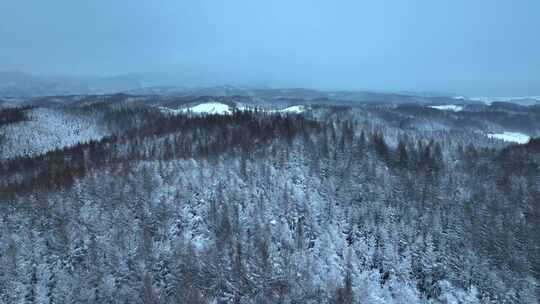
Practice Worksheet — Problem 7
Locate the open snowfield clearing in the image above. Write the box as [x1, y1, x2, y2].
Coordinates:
[160, 103, 307, 116]
[184, 102, 232, 115]
[429, 105, 463, 112]
[487, 132, 530, 144]
[278, 105, 306, 113]
[159, 102, 232, 115]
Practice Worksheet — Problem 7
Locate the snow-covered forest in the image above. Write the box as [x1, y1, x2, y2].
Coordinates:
[1, 94, 540, 303]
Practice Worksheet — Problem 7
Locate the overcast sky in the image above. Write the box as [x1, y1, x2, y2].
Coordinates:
[1, 0, 539, 95]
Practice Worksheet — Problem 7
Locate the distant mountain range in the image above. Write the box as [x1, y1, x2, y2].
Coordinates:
[1, 70, 538, 106]
[0, 70, 142, 97]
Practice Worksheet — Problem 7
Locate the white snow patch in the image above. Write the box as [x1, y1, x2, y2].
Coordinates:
[429, 105, 464, 112]
[279, 105, 305, 113]
[185, 102, 231, 115]
[487, 132, 530, 144]
[160, 103, 308, 116]
[160, 102, 232, 115]
[470, 96, 540, 105]
[266, 105, 307, 114]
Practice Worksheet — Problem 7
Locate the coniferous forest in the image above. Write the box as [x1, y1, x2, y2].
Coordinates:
[1, 94, 539, 303]
[3, 1, 540, 302]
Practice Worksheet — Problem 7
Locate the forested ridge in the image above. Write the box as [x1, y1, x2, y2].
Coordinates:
[0, 102, 539, 303]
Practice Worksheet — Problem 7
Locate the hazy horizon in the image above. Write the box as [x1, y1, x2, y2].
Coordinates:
[1, 0, 539, 96]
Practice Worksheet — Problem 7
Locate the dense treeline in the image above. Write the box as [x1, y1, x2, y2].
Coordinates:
[1, 106, 539, 303]
[0, 111, 319, 198]
[0, 106, 32, 127]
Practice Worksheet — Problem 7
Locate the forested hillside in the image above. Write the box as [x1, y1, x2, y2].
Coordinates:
[1, 99, 539, 303]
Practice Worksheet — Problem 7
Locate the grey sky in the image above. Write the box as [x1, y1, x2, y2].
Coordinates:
[1, 0, 539, 95]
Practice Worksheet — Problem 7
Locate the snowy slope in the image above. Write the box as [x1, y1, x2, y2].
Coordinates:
[264, 105, 308, 114]
[279, 105, 306, 113]
[160, 102, 232, 115]
[487, 132, 530, 144]
[0, 108, 107, 159]
[185, 102, 232, 115]
[429, 105, 464, 112]
[159, 102, 307, 116]
[471, 96, 540, 105]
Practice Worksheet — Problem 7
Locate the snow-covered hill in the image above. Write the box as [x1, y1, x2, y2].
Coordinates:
[1, 98, 539, 304]
[487, 131, 530, 144]
[470, 96, 540, 106]
[0, 108, 107, 159]
[429, 105, 464, 112]
[277, 105, 306, 113]
[159, 102, 308, 116]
